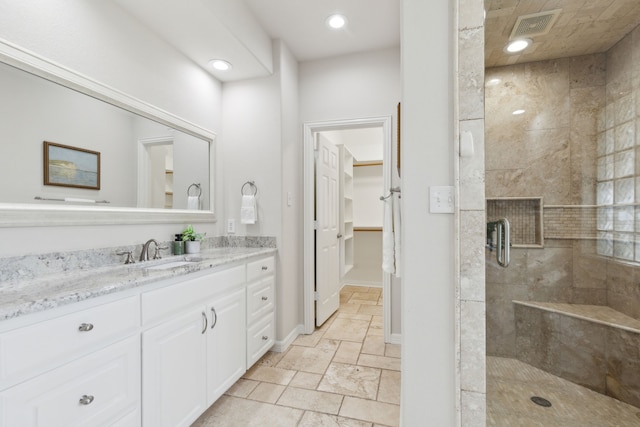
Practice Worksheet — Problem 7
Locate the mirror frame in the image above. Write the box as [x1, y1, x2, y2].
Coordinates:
[0, 38, 216, 227]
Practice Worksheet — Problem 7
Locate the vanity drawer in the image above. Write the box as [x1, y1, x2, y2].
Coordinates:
[142, 265, 245, 326]
[247, 313, 275, 367]
[0, 295, 139, 388]
[246, 256, 275, 282]
[0, 335, 140, 427]
[247, 276, 274, 325]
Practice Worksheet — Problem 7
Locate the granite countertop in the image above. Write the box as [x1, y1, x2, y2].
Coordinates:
[0, 247, 276, 322]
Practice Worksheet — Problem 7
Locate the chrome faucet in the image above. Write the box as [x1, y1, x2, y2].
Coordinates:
[139, 239, 167, 262]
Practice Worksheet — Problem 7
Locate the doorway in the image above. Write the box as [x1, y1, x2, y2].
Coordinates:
[303, 116, 393, 341]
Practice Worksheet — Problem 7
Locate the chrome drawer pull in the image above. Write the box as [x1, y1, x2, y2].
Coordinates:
[261, 296, 268, 301]
[78, 323, 94, 332]
[261, 266, 268, 271]
[210, 307, 218, 330]
[201, 311, 208, 334]
[79, 395, 94, 405]
[262, 335, 269, 340]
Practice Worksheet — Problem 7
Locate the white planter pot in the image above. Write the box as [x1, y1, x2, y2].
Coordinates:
[185, 240, 201, 254]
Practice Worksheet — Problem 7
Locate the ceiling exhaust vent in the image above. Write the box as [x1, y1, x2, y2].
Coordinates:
[509, 9, 562, 40]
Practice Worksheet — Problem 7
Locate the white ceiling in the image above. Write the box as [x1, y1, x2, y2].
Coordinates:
[112, 1, 640, 82]
[244, 0, 400, 62]
[112, 0, 400, 82]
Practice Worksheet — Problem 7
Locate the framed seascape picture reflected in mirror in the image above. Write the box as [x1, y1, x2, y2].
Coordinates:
[43, 141, 101, 190]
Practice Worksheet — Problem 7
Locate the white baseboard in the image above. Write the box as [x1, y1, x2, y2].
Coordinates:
[341, 280, 382, 288]
[273, 324, 305, 353]
[388, 332, 402, 345]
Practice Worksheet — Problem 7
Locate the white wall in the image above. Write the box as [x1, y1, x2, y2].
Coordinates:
[299, 47, 400, 123]
[277, 41, 303, 342]
[0, 0, 223, 256]
[401, 0, 456, 424]
[353, 165, 383, 227]
[222, 40, 302, 343]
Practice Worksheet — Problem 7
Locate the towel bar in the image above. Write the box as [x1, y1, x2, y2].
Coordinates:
[380, 187, 401, 200]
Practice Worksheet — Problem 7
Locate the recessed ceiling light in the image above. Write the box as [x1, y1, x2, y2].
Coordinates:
[504, 38, 531, 53]
[209, 59, 232, 71]
[512, 109, 526, 115]
[326, 14, 348, 29]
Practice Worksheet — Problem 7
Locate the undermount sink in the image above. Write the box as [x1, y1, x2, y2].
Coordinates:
[144, 257, 202, 270]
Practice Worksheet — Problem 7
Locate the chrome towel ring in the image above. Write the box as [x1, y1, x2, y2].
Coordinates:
[188, 183, 202, 197]
[241, 181, 258, 196]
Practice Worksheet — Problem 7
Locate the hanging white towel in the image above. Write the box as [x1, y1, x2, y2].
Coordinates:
[382, 197, 395, 274]
[240, 194, 257, 224]
[392, 192, 402, 278]
[187, 196, 199, 210]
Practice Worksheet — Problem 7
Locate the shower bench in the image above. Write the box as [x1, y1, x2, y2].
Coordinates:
[513, 300, 640, 408]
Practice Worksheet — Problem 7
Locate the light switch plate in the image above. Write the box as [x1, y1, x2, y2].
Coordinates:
[429, 186, 455, 213]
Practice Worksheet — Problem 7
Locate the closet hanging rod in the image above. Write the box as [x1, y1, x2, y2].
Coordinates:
[379, 187, 401, 200]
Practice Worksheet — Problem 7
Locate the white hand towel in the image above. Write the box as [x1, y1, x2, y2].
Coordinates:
[382, 197, 395, 274]
[240, 195, 257, 224]
[393, 193, 402, 278]
[187, 196, 199, 210]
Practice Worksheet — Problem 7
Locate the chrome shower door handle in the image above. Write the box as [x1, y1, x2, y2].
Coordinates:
[496, 218, 510, 268]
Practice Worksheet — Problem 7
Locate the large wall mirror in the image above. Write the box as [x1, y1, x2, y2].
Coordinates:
[0, 40, 216, 226]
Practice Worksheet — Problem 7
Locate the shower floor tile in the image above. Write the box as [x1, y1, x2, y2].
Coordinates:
[488, 356, 640, 426]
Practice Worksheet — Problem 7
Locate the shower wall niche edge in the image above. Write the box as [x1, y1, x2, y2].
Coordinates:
[486, 197, 543, 248]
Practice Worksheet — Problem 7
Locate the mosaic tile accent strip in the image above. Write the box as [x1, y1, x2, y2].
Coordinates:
[544, 206, 598, 240]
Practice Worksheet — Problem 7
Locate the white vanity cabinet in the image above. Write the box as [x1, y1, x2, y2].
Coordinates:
[0, 295, 141, 427]
[0, 251, 276, 427]
[141, 265, 247, 427]
[245, 256, 275, 366]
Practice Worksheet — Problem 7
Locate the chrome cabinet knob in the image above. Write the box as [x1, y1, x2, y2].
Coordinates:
[79, 395, 95, 405]
[78, 323, 94, 332]
[261, 296, 268, 301]
[261, 266, 268, 271]
[262, 335, 269, 340]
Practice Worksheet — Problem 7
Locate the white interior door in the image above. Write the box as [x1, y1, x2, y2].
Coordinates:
[315, 134, 340, 326]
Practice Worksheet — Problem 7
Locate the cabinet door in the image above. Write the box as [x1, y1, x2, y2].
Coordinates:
[142, 308, 207, 427]
[206, 287, 246, 406]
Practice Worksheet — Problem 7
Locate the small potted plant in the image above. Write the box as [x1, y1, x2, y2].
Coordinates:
[181, 224, 205, 254]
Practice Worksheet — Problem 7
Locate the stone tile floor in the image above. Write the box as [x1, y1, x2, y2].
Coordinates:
[488, 356, 640, 426]
[192, 285, 401, 427]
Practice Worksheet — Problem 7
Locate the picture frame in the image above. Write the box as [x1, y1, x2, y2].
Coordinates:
[43, 141, 100, 190]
